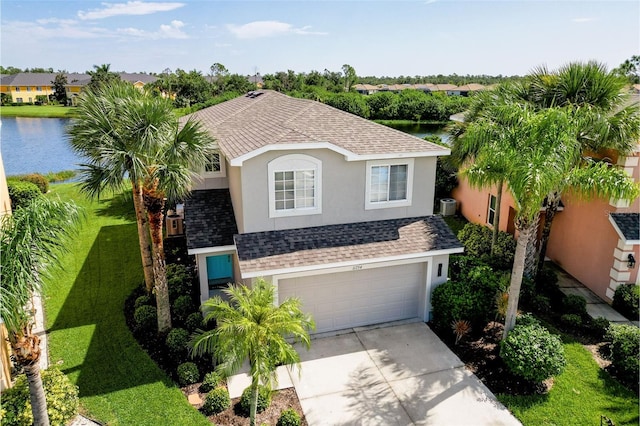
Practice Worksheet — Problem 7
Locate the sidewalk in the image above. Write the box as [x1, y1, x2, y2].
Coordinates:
[551, 264, 637, 327]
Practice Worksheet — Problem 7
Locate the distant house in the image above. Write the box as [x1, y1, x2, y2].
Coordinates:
[447, 83, 486, 97]
[354, 83, 379, 95]
[180, 90, 463, 334]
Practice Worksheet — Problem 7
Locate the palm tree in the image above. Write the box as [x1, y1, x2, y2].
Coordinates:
[523, 61, 640, 276]
[1, 197, 81, 426]
[462, 104, 638, 339]
[191, 279, 314, 426]
[142, 118, 213, 332]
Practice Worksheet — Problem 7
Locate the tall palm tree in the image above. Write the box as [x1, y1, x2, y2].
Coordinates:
[191, 279, 314, 426]
[68, 81, 159, 293]
[462, 105, 638, 339]
[524, 61, 640, 276]
[142, 118, 213, 332]
[1, 197, 81, 426]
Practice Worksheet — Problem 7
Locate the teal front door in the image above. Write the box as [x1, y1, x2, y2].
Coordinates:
[206, 254, 233, 286]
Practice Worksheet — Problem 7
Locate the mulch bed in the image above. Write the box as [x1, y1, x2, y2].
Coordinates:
[432, 321, 550, 395]
[182, 384, 307, 426]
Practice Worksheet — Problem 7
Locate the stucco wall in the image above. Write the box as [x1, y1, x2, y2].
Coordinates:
[237, 149, 436, 233]
[191, 158, 230, 191]
[452, 178, 515, 233]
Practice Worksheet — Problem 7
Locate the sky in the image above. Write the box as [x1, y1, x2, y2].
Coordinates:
[1, 0, 638, 78]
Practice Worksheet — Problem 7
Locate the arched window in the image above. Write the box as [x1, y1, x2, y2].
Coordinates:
[268, 154, 322, 218]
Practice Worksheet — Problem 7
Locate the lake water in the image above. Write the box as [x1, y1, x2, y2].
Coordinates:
[0, 118, 448, 176]
[1, 117, 78, 176]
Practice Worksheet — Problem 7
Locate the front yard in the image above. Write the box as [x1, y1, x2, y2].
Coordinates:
[44, 183, 208, 425]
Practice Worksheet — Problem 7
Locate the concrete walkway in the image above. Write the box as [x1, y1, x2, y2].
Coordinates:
[229, 321, 521, 426]
[553, 264, 637, 327]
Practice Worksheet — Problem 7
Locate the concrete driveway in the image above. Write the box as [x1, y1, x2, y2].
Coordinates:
[229, 320, 521, 425]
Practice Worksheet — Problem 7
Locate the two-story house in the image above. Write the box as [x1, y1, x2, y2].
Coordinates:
[182, 90, 463, 334]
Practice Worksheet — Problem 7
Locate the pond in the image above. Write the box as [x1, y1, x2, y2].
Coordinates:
[1, 117, 78, 176]
[383, 122, 450, 144]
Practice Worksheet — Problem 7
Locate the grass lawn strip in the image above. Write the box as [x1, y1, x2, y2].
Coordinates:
[498, 340, 638, 426]
[1, 105, 78, 118]
[44, 184, 208, 426]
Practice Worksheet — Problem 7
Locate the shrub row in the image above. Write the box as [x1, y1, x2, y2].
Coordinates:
[456, 223, 517, 271]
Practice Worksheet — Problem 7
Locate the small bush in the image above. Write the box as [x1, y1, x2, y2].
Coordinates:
[7, 180, 42, 210]
[239, 385, 272, 415]
[185, 312, 204, 332]
[500, 323, 566, 382]
[612, 284, 639, 321]
[134, 294, 153, 309]
[560, 313, 583, 328]
[277, 408, 302, 426]
[134, 305, 157, 332]
[166, 328, 190, 356]
[607, 324, 640, 385]
[177, 362, 200, 386]
[167, 263, 193, 300]
[199, 371, 223, 393]
[588, 317, 610, 340]
[0, 367, 79, 426]
[201, 387, 230, 415]
[448, 255, 486, 281]
[530, 294, 551, 313]
[456, 223, 515, 271]
[516, 312, 541, 327]
[563, 294, 587, 316]
[19, 173, 49, 194]
[173, 295, 195, 323]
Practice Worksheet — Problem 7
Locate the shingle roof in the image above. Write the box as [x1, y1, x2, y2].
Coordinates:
[234, 216, 463, 276]
[183, 90, 447, 162]
[184, 189, 238, 250]
[610, 213, 640, 244]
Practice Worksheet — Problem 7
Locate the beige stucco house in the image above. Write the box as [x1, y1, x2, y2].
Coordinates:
[182, 90, 463, 334]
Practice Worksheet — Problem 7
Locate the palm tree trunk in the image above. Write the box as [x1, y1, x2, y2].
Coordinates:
[250, 377, 259, 426]
[132, 182, 154, 292]
[523, 219, 539, 279]
[490, 180, 504, 255]
[143, 183, 171, 333]
[536, 193, 561, 277]
[10, 327, 50, 426]
[503, 216, 538, 340]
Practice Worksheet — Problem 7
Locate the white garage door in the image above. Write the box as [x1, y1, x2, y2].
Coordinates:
[278, 263, 425, 333]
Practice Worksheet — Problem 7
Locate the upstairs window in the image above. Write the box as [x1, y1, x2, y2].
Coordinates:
[268, 154, 322, 218]
[487, 194, 497, 226]
[203, 150, 226, 177]
[365, 159, 414, 209]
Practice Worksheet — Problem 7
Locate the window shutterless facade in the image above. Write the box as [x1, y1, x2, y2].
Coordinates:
[487, 194, 497, 226]
[268, 154, 322, 218]
[365, 159, 414, 210]
[203, 150, 226, 178]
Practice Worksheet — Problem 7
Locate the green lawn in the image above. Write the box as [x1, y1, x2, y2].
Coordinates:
[45, 184, 208, 426]
[1, 105, 77, 118]
[498, 340, 639, 426]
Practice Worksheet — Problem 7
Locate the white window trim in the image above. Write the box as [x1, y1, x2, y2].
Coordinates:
[268, 154, 322, 218]
[487, 194, 497, 227]
[365, 158, 414, 210]
[203, 150, 226, 178]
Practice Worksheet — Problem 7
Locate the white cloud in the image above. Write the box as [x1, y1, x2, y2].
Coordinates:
[226, 20, 327, 39]
[117, 20, 188, 39]
[2, 20, 112, 39]
[36, 18, 78, 25]
[571, 17, 595, 23]
[78, 1, 185, 20]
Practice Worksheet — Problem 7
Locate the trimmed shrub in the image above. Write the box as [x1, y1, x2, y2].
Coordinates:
[560, 313, 583, 328]
[134, 305, 157, 332]
[199, 371, 223, 393]
[201, 387, 230, 415]
[177, 362, 200, 386]
[0, 367, 79, 426]
[529, 294, 551, 313]
[612, 283, 639, 321]
[167, 263, 192, 300]
[562, 294, 587, 316]
[431, 265, 506, 332]
[173, 295, 195, 323]
[277, 408, 302, 426]
[7, 180, 42, 210]
[456, 223, 515, 271]
[134, 294, 153, 309]
[500, 323, 566, 382]
[185, 312, 204, 332]
[607, 324, 640, 385]
[21, 173, 49, 194]
[239, 385, 272, 415]
[448, 255, 486, 281]
[516, 312, 541, 327]
[588, 317, 610, 340]
[166, 328, 190, 356]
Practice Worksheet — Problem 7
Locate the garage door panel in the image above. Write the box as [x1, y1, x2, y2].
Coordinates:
[279, 263, 425, 333]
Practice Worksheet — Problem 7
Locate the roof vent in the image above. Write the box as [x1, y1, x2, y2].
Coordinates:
[245, 91, 264, 99]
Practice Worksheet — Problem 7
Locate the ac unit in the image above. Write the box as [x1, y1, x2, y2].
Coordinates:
[166, 215, 184, 236]
[440, 198, 457, 216]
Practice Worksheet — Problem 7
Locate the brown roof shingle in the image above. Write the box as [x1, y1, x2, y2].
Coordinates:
[234, 216, 463, 276]
[183, 90, 447, 163]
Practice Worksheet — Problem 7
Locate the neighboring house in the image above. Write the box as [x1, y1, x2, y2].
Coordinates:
[182, 90, 463, 334]
[353, 83, 379, 95]
[447, 83, 486, 97]
[451, 137, 640, 304]
[0, 72, 157, 104]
